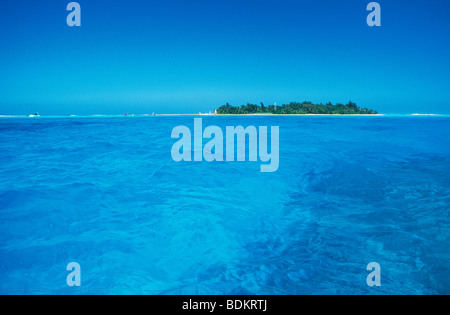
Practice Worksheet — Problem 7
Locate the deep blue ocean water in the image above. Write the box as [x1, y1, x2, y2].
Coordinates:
[0, 115, 449, 295]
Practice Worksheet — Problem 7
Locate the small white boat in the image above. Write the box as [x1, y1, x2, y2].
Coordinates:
[29, 113, 40, 117]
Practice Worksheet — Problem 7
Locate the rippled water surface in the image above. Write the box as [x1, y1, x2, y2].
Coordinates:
[0, 116, 449, 294]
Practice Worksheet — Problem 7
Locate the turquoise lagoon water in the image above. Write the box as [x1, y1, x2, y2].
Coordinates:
[0, 115, 449, 294]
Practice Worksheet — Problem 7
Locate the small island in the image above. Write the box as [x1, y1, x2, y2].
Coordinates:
[216, 101, 378, 115]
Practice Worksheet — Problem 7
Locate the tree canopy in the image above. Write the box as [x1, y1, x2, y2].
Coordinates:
[216, 101, 378, 115]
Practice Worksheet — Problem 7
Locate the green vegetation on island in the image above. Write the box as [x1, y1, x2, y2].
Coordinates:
[216, 101, 378, 115]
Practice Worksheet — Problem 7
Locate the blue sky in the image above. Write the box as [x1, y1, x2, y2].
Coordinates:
[1, 0, 449, 114]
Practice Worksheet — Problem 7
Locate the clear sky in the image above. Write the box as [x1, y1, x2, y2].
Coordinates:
[1, 0, 449, 115]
